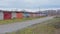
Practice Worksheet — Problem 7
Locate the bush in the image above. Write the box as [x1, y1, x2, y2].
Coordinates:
[13, 17, 16, 19]
[53, 22, 60, 29]
[54, 16, 60, 18]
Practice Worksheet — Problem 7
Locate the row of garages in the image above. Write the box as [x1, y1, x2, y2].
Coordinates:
[0, 10, 47, 20]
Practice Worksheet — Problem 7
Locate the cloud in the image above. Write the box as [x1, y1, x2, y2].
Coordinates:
[0, 0, 60, 9]
[49, 0, 60, 5]
[0, 0, 16, 7]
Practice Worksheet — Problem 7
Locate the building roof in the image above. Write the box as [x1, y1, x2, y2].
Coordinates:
[0, 10, 42, 14]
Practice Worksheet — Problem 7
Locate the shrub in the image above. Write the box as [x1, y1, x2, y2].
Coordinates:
[53, 22, 60, 29]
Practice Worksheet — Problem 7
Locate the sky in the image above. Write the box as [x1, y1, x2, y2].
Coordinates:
[0, 0, 60, 11]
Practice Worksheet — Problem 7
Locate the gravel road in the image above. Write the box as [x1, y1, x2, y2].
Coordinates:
[0, 16, 54, 34]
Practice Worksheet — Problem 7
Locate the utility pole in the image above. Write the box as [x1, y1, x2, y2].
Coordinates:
[56, 9, 57, 17]
[39, 7, 40, 17]
[39, 7, 40, 11]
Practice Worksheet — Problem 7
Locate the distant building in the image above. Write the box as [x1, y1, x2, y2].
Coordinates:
[44, 10, 56, 16]
[57, 9, 60, 15]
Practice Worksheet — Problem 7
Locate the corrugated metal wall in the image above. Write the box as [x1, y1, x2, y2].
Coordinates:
[33, 14, 36, 17]
[36, 14, 40, 17]
[0, 11, 47, 20]
[30, 13, 33, 18]
[12, 12, 16, 19]
[23, 12, 30, 18]
[4, 12, 12, 20]
[0, 12, 3, 20]
[16, 12, 23, 19]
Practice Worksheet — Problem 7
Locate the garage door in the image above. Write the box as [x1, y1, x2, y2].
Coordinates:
[4, 12, 12, 20]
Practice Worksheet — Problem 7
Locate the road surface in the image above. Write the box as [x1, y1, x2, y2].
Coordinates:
[0, 16, 54, 34]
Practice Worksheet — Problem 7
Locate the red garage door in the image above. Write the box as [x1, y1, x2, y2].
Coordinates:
[4, 12, 12, 20]
[16, 12, 23, 19]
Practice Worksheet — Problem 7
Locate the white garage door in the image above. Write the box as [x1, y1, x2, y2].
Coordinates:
[12, 12, 16, 19]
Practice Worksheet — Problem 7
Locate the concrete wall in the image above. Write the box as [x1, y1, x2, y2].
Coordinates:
[0, 12, 3, 20]
[12, 12, 16, 19]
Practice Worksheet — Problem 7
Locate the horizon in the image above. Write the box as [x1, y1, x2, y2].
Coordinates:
[0, 8, 60, 11]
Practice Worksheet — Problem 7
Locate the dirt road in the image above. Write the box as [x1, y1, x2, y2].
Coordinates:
[0, 16, 54, 34]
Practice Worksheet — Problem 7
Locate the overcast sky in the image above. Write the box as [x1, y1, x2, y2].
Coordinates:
[0, 0, 60, 9]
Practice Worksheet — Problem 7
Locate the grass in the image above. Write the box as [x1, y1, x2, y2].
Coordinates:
[0, 18, 26, 24]
[5, 17, 60, 34]
[0, 16, 45, 25]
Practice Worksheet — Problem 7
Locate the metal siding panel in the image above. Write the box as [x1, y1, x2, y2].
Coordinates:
[4, 12, 12, 20]
[23, 13, 30, 18]
[33, 14, 36, 17]
[12, 12, 16, 19]
[16, 12, 23, 19]
[30, 13, 32, 17]
[0, 12, 3, 20]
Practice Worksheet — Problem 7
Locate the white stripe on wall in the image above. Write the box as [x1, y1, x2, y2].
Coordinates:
[0, 12, 3, 20]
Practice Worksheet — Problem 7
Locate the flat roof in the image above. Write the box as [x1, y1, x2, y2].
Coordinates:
[0, 10, 41, 14]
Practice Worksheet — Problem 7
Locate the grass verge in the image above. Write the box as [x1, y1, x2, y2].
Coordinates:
[0, 16, 45, 25]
